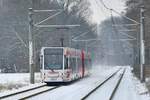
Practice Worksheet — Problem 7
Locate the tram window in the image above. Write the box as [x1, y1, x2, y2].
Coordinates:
[64, 56, 68, 69]
[70, 58, 73, 68]
[72, 58, 76, 71]
[77, 58, 81, 67]
[70, 57, 76, 70]
[44, 54, 63, 70]
[84, 59, 88, 68]
[44, 48, 63, 70]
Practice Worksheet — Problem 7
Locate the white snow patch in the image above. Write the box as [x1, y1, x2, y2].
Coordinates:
[132, 72, 149, 95]
[0, 83, 46, 97]
[1, 66, 149, 100]
[113, 66, 150, 100]
[0, 73, 41, 92]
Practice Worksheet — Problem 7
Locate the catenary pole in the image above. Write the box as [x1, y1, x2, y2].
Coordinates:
[140, 6, 145, 82]
[28, 8, 34, 84]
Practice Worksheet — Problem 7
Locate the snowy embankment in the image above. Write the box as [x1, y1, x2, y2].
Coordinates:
[0, 73, 41, 92]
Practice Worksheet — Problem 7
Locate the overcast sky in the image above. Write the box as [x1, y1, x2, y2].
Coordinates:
[89, 0, 126, 24]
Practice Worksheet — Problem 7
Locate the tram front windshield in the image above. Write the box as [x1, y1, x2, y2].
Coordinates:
[44, 48, 63, 70]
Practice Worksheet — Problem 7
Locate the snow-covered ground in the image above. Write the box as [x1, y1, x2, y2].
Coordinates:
[0, 66, 150, 100]
[0, 73, 41, 92]
[86, 69, 125, 100]
[113, 67, 149, 100]
[29, 66, 150, 100]
[28, 66, 120, 100]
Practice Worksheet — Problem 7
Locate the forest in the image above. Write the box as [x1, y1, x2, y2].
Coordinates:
[0, 0, 97, 72]
[125, 0, 150, 77]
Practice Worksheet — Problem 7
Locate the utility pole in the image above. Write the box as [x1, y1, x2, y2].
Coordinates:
[28, 8, 34, 84]
[140, 6, 145, 82]
[27, 0, 79, 84]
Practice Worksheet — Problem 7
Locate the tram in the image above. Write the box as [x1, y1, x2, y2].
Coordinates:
[40, 47, 92, 83]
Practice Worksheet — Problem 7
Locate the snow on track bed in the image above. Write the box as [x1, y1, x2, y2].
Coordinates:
[84, 67, 150, 100]
[25, 67, 121, 100]
[19, 86, 59, 100]
[82, 68, 125, 100]
[112, 67, 150, 100]
[0, 84, 59, 100]
[0, 83, 46, 98]
[1, 66, 148, 100]
[109, 69, 125, 100]
[27, 66, 150, 100]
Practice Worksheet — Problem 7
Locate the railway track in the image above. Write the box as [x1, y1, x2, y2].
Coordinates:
[81, 68, 125, 100]
[0, 68, 124, 100]
[0, 84, 60, 100]
[108, 69, 125, 100]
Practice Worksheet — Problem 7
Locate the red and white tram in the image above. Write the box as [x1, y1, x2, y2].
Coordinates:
[40, 47, 92, 83]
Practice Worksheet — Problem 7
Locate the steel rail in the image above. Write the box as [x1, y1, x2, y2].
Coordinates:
[0, 84, 46, 99]
[109, 69, 126, 100]
[19, 86, 60, 100]
[81, 68, 121, 100]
